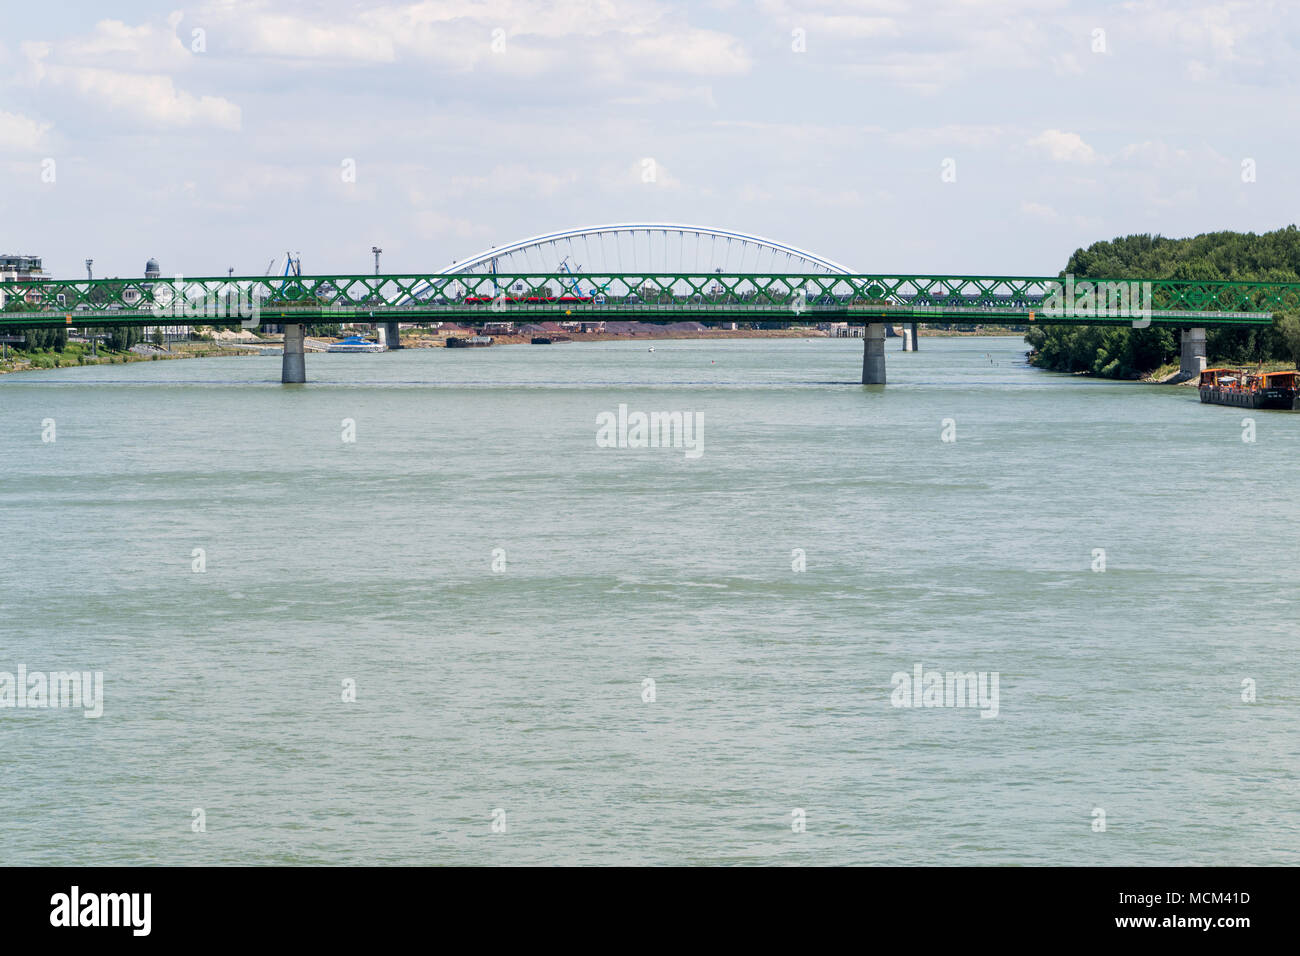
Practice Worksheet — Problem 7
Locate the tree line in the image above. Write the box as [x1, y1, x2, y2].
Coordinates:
[1025, 226, 1300, 377]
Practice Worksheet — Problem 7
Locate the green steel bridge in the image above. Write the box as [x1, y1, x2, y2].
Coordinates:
[2, 224, 1293, 383]
[1, 270, 1292, 327]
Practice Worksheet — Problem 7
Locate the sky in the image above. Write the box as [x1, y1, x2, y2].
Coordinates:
[1, 0, 1297, 280]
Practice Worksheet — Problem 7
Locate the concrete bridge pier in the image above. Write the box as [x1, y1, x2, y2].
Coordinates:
[910, 322, 919, 350]
[1180, 327, 1207, 378]
[901, 322, 920, 351]
[862, 322, 887, 385]
[384, 321, 401, 350]
[282, 324, 306, 383]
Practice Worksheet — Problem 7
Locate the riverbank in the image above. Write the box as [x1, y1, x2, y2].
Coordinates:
[0, 340, 261, 375]
[1142, 358, 1298, 386]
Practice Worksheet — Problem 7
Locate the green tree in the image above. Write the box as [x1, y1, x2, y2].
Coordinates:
[1028, 226, 1300, 377]
[1274, 312, 1300, 368]
[106, 326, 142, 351]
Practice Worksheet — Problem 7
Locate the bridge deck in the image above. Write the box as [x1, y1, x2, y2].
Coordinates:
[0, 305, 1273, 329]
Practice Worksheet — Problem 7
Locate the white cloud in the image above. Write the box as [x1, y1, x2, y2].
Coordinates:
[1020, 201, 1059, 222]
[45, 65, 241, 130]
[19, 27, 239, 131]
[363, 0, 665, 42]
[801, 14, 901, 40]
[60, 14, 192, 69]
[241, 14, 397, 62]
[0, 110, 51, 151]
[204, 0, 751, 79]
[622, 30, 752, 75]
[1029, 129, 1098, 164]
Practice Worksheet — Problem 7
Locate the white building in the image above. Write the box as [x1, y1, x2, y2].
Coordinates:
[0, 254, 50, 305]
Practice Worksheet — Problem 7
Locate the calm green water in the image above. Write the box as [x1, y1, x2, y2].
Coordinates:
[2, 336, 1297, 865]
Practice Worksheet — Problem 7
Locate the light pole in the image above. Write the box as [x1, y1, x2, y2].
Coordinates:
[83, 260, 94, 344]
[370, 247, 385, 337]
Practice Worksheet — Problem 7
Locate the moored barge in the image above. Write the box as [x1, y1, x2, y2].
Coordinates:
[1199, 367, 1300, 409]
[326, 334, 385, 353]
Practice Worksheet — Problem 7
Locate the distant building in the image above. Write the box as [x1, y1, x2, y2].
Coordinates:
[0, 254, 45, 279]
[0, 254, 50, 305]
[124, 258, 160, 306]
[132, 258, 183, 343]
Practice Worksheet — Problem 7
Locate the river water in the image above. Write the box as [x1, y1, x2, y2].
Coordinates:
[1, 335, 1297, 865]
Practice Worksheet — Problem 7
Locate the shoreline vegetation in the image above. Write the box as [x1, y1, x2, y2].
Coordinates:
[0, 339, 262, 375]
[1026, 226, 1300, 380]
[0, 324, 1026, 376]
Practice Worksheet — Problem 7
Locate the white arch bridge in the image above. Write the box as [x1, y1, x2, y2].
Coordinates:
[438, 222, 856, 276]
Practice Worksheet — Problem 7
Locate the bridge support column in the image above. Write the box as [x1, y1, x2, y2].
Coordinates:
[901, 322, 919, 351]
[910, 323, 919, 350]
[1180, 327, 1207, 379]
[282, 323, 306, 384]
[384, 321, 401, 350]
[862, 322, 886, 385]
